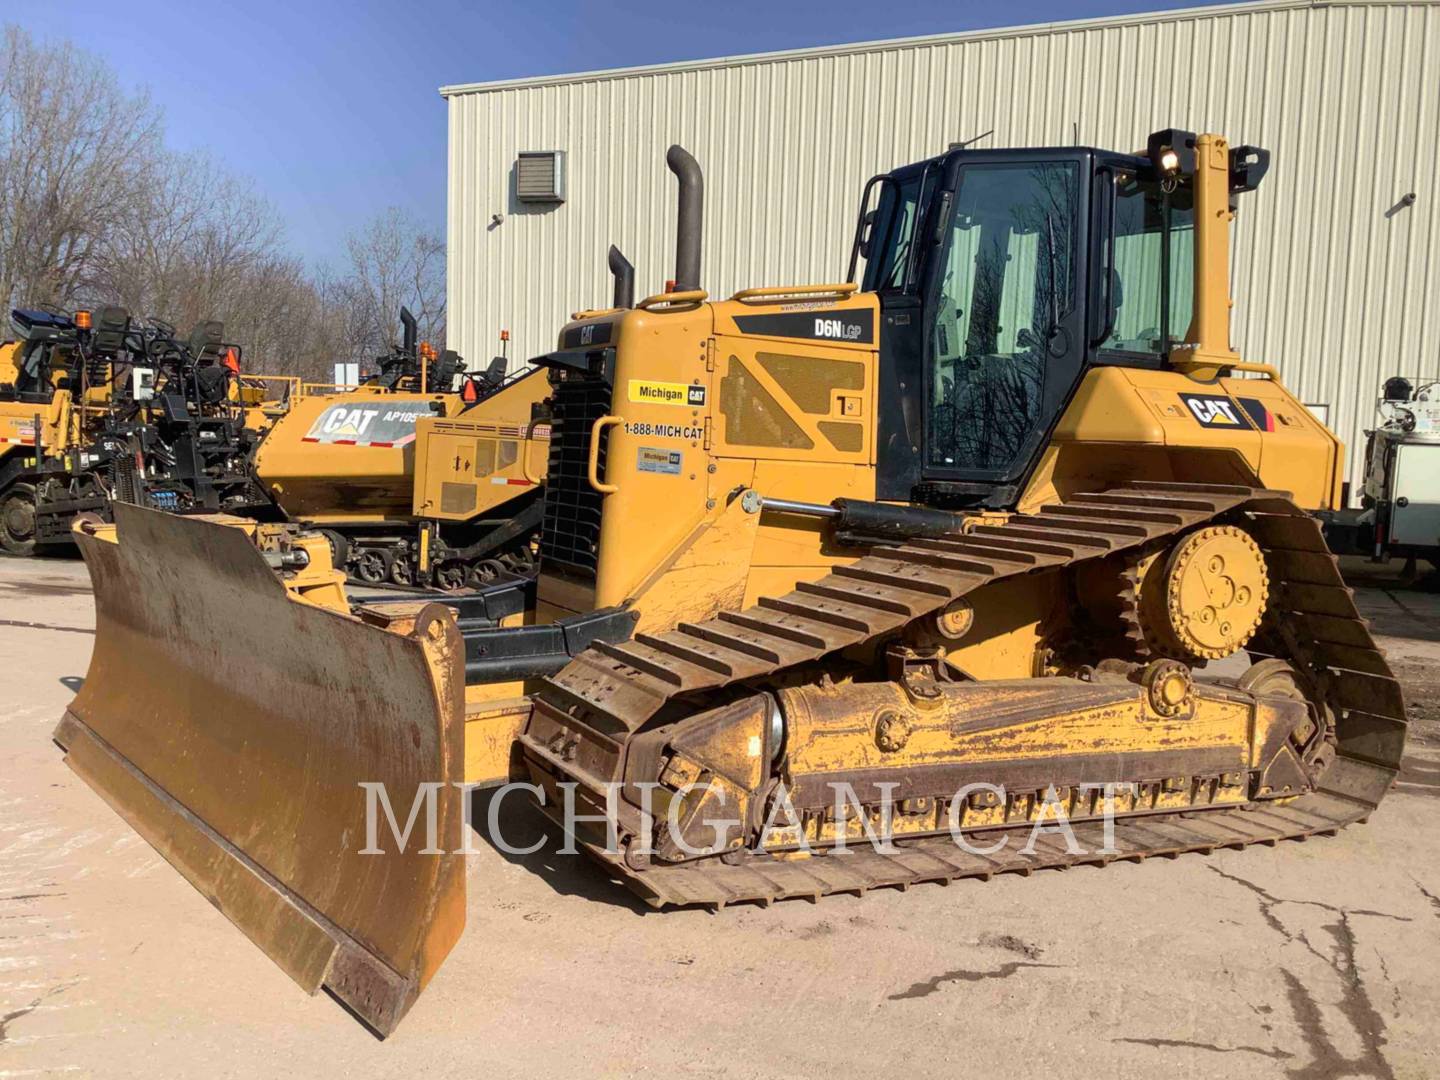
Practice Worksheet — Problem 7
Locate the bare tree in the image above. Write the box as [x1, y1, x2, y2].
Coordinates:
[0, 25, 161, 310]
[0, 23, 449, 390]
[91, 151, 285, 328]
[223, 261, 356, 383]
[79, 147, 358, 381]
[341, 207, 446, 362]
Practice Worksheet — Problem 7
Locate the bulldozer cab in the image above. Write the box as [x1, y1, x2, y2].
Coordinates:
[856, 131, 1267, 508]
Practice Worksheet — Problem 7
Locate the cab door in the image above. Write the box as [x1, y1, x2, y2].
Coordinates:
[920, 154, 1089, 498]
[872, 151, 1092, 506]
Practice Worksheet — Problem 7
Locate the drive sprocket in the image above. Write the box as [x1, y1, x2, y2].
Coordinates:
[1131, 525, 1270, 661]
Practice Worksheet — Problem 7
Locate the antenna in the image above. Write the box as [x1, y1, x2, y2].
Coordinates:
[947, 128, 994, 150]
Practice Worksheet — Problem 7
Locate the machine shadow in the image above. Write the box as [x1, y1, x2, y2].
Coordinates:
[467, 787, 654, 915]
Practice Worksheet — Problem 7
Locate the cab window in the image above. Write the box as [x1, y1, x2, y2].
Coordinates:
[927, 162, 1078, 473]
[863, 176, 921, 292]
[1103, 176, 1195, 356]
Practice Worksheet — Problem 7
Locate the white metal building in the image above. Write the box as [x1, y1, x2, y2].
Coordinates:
[442, 0, 1439, 494]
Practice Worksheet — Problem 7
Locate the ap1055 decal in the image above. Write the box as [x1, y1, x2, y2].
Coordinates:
[301, 403, 437, 448]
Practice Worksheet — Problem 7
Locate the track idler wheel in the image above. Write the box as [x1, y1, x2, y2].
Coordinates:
[434, 561, 469, 591]
[466, 559, 507, 588]
[504, 547, 537, 575]
[320, 529, 350, 571]
[353, 548, 389, 584]
[1237, 658, 1336, 782]
[389, 550, 415, 586]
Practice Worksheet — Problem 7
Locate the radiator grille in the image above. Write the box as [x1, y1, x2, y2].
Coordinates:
[538, 376, 611, 576]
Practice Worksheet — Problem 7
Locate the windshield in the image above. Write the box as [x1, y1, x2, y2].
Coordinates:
[1103, 175, 1195, 355]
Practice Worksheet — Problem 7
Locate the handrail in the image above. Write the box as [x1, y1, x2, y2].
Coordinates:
[242, 374, 301, 391]
[522, 416, 549, 485]
[1172, 356, 1280, 380]
[730, 283, 858, 303]
[636, 290, 707, 310]
[587, 415, 624, 494]
[570, 306, 623, 321]
[846, 174, 885, 283]
[1090, 166, 1118, 348]
[239, 374, 302, 405]
[298, 381, 394, 396]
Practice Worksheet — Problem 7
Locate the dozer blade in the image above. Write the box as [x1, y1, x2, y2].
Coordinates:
[54, 504, 467, 1036]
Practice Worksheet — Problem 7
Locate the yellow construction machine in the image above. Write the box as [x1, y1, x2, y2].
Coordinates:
[1, 308, 277, 553]
[250, 308, 552, 589]
[56, 133, 1405, 1035]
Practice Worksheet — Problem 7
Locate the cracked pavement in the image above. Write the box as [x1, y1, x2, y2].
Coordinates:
[2, 555, 1439, 1078]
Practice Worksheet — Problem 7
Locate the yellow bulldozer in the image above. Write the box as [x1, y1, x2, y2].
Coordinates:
[55, 131, 1405, 1036]
[249, 307, 552, 589]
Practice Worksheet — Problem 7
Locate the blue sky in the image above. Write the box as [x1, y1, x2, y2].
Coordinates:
[9, 0, 1232, 268]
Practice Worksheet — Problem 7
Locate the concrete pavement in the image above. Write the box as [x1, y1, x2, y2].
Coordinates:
[1, 554, 1437, 1078]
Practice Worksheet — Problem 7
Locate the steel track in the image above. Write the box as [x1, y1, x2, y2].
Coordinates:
[525, 483, 1408, 907]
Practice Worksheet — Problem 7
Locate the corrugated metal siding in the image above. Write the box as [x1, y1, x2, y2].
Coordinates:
[446, 0, 1440, 495]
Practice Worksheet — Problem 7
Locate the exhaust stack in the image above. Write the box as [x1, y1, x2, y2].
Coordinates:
[608, 245, 636, 309]
[666, 145, 703, 292]
[400, 306, 418, 357]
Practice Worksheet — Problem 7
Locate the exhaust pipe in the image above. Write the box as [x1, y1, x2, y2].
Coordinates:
[400, 306, 417, 356]
[666, 145, 703, 292]
[608, 245, 635, 309]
